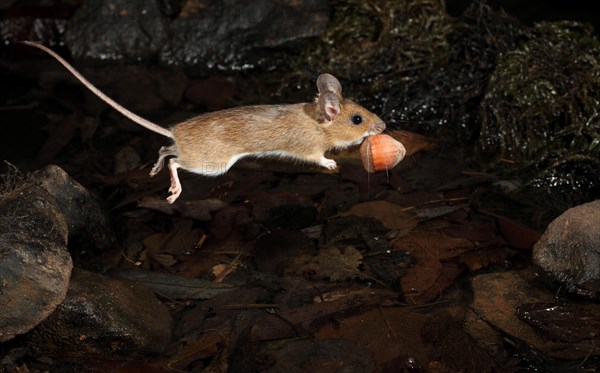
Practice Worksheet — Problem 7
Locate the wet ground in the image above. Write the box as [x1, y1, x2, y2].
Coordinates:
[1, 1, 600, 371]
[1, 57, 599, 371]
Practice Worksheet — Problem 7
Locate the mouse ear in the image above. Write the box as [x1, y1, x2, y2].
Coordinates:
[317, 73, 342, 97]
[320, 91, 341, 123]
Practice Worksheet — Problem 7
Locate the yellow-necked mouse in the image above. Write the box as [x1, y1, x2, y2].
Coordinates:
[21, 41, 386, 203]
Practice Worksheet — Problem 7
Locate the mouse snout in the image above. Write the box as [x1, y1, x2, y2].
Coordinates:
[370, 121, 386, 134]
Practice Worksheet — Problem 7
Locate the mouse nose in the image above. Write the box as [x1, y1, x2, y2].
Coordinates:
[371, 121, 386, 134]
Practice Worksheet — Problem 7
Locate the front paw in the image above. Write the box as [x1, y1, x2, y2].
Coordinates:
[320, 157, 337, 170]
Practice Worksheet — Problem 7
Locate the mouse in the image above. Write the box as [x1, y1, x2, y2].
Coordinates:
[21, 41, 386, 203]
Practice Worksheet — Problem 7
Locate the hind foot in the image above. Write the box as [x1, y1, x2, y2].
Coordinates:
[166, 158, 182, 204]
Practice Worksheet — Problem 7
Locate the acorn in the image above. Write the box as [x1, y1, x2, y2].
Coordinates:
[360, 134, 406, 173]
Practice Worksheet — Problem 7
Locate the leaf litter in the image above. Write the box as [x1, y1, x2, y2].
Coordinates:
[5, 3, 596, 368]
[81, 140, 542, 371]
[6, 131, 552, 371]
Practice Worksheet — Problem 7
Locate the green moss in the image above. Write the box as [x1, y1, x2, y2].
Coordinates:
[300, 0, 454, 84]
[480, 22, 600, 164]
[478, 22, 600, 211]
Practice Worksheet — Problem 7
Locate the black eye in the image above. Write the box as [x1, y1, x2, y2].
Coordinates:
[351, 114, 363, 125]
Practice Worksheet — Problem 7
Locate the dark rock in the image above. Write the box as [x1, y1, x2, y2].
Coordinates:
[0, 2, 77, 46]
[31, 165, 116, 256]
[0, 18, 67, 46]
[0, 186, 72, 342]
[28, 268, 172, 358]
[0, 165, 118, 342]
[532, 200, 600, 299]
[64, 0, 166, 61]
[363, 2, 526, 143]
[159, 0, 329, 74]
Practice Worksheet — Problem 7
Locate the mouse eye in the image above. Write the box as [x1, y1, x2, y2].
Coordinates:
[351, 114, 363, 125]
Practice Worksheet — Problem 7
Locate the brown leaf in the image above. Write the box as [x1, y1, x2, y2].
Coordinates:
[394, 229, 471, 303]
[167, 332, 225, 371]
[478, 209, 541, 250]
[460, 247, 517, 271]
[315, 307, 430, 369]
[138, 197, 226, 221]
[279, 287, 399, 334]
[496, 215, 541, 250]
[139, 220, 200, 269]
[288, 246, 363, 281]
[393, 230, 475, 261]
[339, 200, 418, 232]
[401, 260, 464, 304]
[423, 311, 496, 372]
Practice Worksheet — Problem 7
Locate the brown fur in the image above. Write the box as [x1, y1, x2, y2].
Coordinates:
[22, 41, 385, 203]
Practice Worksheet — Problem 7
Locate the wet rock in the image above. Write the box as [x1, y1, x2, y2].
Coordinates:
[64, 0, 166, 61]
[366, 3, 525, 142]
[466, 270, 599, 360]
[30, 165, 115, 253]
[532, 199, 600, 299]
[28, 268, 171, 358]
[159, 0, 329, 74]
[0, 2, 76, 45]
[0, 186, 72, 342]
[0, 164, 117, 342]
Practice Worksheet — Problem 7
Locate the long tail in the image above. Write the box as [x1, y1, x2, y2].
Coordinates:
[20, 41, 173, 139]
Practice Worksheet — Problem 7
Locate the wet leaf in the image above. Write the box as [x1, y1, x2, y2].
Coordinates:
[315, 307, 430, 369]
[111, 268, 235, 300]
[413, 203, 469, 220]
[394, 230, 471, 303]
[393, 229, 475, 261]
[167, 332, 224, 371]
[339, 200, 418, 232]
[400, 259, 464, 304]
[288, 246, 363, 282]
[516, 302, 600, 343]
[423, 311, 496, 372]
[479, 209, 541, 249]
[261, 338, 375, 373]
[460, 247, 517, 271]
[138, 197, 226, 221]
[139, 220, 200, 269]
